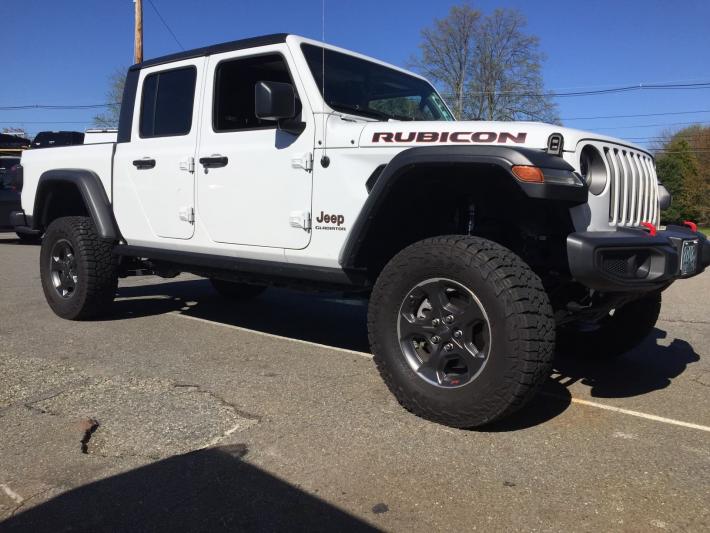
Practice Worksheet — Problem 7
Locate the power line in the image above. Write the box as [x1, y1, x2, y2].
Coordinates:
[0, 103, 117, 110]
[440, 81, 710, 99]
[0, 121, 89, 124]
[147, 0, 184, 51]
[626, 133, 710, 141]
[593, 121, 710, 131]
[4, 82, 710, 113]
[653, 149, 710, 154]
[562, 109, 710, 121]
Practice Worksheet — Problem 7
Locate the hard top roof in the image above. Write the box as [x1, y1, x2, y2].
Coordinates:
[129, 33, 289, 71]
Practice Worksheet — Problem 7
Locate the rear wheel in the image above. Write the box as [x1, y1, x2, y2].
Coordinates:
[40, 216, 117, 320]
[209, 278, 267, 300]
[368, 235, 555, 428]
[558, 291, 662, 359]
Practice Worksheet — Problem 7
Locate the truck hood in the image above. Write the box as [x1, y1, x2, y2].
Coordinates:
[344, 120, 650, 156]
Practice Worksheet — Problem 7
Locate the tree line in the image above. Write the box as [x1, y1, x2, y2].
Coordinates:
[655, 126, 710, 225]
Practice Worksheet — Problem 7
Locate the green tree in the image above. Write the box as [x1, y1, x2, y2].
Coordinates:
[92, 68, 126, 129]
[656, 139, 703, 223]
[411, 3, 558, 122]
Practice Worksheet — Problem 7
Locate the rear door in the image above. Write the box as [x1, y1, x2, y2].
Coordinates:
[113, 58, 204, 242]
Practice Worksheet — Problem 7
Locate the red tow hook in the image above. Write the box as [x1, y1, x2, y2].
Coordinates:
[640, 222, 657, 236]
[683, 220, 698, 233]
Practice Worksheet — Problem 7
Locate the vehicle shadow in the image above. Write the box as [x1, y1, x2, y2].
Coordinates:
[111, 278, 572, 430]
[553, 328, 700, 399]
[0, 444, 379, 533]
[113, 278, 371, 352]
[107, 278, 699, 431]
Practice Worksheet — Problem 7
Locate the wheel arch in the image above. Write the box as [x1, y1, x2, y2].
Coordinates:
[33, 169, 120, 241]
[340, 146, 584, 278]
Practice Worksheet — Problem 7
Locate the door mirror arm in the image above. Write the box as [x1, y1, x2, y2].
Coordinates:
[277, 118, 306, 136]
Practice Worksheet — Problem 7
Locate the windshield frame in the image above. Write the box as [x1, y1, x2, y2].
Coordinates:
[300, 43, 455, 122]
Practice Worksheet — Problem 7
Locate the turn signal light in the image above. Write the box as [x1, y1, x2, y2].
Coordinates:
[512, 165, 544, 183]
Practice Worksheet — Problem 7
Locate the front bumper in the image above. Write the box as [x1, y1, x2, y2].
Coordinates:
[567, 225, 709, 292]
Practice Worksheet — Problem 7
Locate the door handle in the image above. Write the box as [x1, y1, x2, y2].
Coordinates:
[199, 155, 228, 168]
[132, 158, 156, 169]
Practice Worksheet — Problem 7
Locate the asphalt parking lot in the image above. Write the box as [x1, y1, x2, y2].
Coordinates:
[0, 232, 708, 532]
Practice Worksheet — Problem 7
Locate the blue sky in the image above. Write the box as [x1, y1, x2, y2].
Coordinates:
[2, 0, 709, 148]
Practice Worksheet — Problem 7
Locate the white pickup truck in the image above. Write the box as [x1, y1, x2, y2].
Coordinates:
[12, 34, 709, 428]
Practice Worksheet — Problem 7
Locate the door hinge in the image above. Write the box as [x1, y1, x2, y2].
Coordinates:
[291, 152, 313, 172]
[179, 156, 195, 173]
[179, 206, 195, 224]
[289, 210, 311, 231]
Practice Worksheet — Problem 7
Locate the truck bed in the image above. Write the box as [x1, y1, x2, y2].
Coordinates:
[21, 143, 115, 218]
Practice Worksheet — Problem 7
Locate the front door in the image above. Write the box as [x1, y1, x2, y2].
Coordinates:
[113, 58, 203, 242]
[197, 48, 314, 249]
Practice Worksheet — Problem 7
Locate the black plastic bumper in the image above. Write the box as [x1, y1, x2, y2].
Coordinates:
[567, 225, 709, 292]
[10, 210, 40, 236]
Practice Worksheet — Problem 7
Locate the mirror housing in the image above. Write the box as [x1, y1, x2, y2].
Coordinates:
[658, 182, 672, 210]
[254, 81, 305, 135]
[255, 81, 295, 120]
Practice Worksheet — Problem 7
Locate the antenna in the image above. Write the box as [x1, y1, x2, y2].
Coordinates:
[320, 0, 330, 167]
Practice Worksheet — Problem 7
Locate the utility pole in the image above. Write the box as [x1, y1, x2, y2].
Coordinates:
[134, 0, 143, 63]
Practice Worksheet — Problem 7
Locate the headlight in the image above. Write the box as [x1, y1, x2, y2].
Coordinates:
[579, 145, 608, 195]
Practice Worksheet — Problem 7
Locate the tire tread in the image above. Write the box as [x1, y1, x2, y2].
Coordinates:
[368, 235, 555, 428]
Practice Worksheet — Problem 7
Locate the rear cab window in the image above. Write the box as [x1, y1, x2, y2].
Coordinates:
[139, 66, 197, 138]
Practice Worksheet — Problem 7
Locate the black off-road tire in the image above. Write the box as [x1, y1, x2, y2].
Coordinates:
[368, 235, 555, 428]
[40, 216, 118, 320]
[210, 278, 267, 300]
[558, 291, 662, 359]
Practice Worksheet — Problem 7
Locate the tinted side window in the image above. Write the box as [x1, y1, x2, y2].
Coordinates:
[213, 54, 296, 132]
[140, 66, 196, 137]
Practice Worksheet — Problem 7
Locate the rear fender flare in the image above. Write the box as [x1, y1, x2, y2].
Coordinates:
[34, 169, 119, 241]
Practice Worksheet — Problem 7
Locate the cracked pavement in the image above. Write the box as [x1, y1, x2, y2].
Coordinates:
[0, 233, 709, 532]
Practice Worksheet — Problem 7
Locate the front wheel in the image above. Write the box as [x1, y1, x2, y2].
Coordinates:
[368, 235, 555, 428]
[40, 216, 118, 320]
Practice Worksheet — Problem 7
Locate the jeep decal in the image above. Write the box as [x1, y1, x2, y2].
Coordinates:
[372, 131, 527, 144]
[315, 211, 346, 231]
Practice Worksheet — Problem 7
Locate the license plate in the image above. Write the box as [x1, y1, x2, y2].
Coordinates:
[680, 240, 699, 275]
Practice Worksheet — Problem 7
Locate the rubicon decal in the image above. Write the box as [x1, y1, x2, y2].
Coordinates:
[315, 211, 346, 231]
[372, 131, 527, 144]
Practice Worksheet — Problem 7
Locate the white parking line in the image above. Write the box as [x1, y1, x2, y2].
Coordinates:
[567, 397, 710, 433]
[0, 484, 24, 504]
[171, 312, 710, 433]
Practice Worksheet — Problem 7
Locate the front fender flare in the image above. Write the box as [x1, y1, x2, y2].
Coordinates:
[339, 145, 585, 269]
[34, 169, 119, 241]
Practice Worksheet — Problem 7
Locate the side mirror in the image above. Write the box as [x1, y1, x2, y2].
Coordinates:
[255, 81, 296, 121]
[254, 81, 305, 136]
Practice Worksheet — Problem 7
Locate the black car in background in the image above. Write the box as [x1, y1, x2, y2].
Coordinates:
[0, 155, 21, 230]
[31, 131, 84, 148]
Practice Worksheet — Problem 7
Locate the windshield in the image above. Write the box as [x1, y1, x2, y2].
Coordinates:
[301, 44, 454, 122]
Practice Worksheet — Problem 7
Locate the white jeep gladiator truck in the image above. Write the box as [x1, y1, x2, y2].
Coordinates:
[12, 34, 709, 428]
